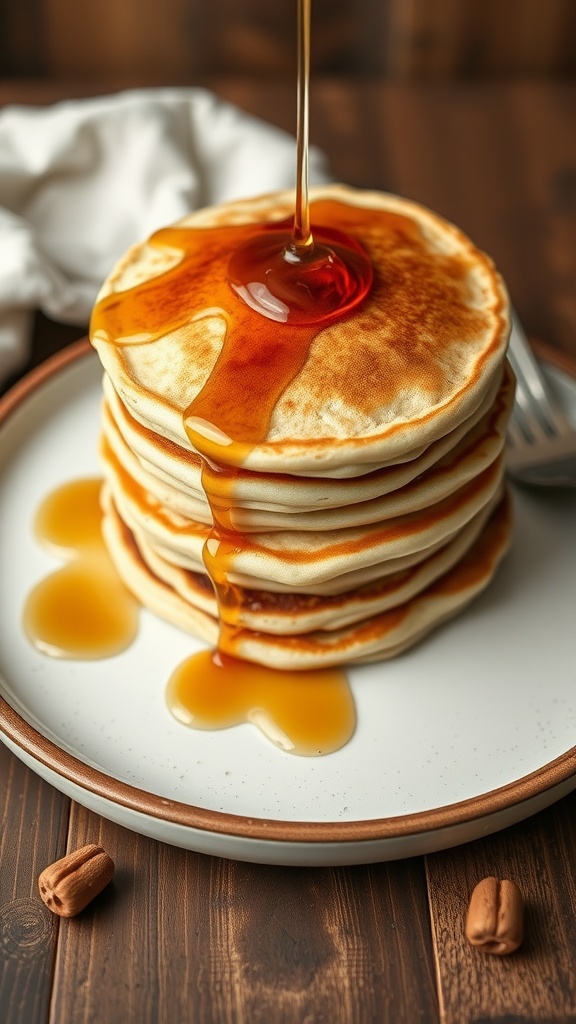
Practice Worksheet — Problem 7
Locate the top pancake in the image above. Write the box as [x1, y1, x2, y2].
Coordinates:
[90, 184, 510, 474]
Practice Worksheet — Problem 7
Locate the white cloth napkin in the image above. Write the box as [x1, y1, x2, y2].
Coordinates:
[0, 87, 329, 386]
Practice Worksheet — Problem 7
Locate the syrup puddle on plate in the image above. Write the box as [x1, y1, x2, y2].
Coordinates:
[23, 477, 356, 757]
[23, 0, 363, 758]
[166, 648, 356, 757]
[23, 477, 139, 659]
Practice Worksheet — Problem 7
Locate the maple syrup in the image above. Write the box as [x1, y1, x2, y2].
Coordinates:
[166, 649, 355, 756]
[228, 0, 372, 327]
[227, 223, 373, 325]
[24, 475, 357, 754]
[90, 200, 378, 467]
[24, 478, 138, 659]
[26, 0, 367, 756]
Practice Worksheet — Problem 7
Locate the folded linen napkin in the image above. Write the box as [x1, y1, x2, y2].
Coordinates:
[0, 87, 329, 386]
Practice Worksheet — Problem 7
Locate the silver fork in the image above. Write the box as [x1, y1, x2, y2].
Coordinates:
[506, 311, 576, 487]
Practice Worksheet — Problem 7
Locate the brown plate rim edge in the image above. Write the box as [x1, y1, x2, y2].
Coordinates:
[1, 337, 575, 846]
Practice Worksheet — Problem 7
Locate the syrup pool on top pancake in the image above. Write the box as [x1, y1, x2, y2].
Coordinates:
[90, 182, 512, 674]
[91, 184, 510, 476]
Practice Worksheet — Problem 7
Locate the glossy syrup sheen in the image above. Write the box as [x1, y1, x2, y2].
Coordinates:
[91, 200, 383, 642]
[24, 478, 139, 659]
[25, 0, 375, 756]
[91, 201, 376, 466]
[91, 199, 484, 467]
[91, 203, 371, 752]
[24, 475, 357, 755]
[166, 649, 356, 757]
[34, 201, 389, 753]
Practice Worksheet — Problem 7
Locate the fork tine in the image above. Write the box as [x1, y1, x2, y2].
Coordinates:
[508, 313, 573, 437]
[511, 376, 551, 443]
[505, 311, 576, 486]
[506, 415, 526, 449]
[507, 407, 536, 448]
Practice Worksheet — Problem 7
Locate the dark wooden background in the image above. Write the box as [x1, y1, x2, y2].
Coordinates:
[0, 71, 576, 1023]
[1, 0, 576, 1018]
[2, 0, 576, 81]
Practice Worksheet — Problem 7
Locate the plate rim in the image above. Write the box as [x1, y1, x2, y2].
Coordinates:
[1, 337, 576, 846]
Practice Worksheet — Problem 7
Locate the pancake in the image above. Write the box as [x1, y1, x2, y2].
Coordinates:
[103, 486, 502, 634]
[101, 486, 512, 669]
[100, 355, 505, 510]
[91, 184, 509, 475]
[100, 362, 513, 530]
[100, 430, 505, 590]
[230, 491, 513, 668]
[90, 183, 513, 669]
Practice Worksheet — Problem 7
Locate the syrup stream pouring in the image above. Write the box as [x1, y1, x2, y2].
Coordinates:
[289, 0, 313, 258]
[227, 0, 373, 326]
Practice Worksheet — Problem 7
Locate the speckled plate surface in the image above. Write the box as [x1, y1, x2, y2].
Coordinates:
[1, 338, 576, 865]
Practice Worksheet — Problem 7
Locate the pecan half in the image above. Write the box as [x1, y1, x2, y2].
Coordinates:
[465, 876, 523, 955]
[38, 844, 115, 917]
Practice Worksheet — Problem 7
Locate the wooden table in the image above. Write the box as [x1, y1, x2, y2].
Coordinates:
[1, 77, 576, 1024]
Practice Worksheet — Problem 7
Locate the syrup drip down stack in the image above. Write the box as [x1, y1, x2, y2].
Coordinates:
[90, 184, 513, 669]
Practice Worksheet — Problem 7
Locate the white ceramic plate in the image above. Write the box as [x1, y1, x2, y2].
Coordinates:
[1, 339, 576, 866]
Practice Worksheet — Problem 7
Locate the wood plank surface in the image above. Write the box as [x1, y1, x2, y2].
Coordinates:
[369, 81, 576, 347]
[211, 78, 576, 359]
[426, 790, 576, 1023]
[3, 0, 576, 80]
[3, 77, 574, 358]
[0, 76, 575, 1024]
[45, 804, 439, 1023]
[387, 0, 576, 78]
[0, 744, 70, 1024]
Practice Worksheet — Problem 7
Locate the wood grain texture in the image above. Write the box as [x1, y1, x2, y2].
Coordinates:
[0, 0, 47, 76]
[47, 806, 438, 1023]
[6, 77, 573, 361]
[341, 80, 576, 361]
[44, 0, 192, 80]
[387, 0, 576, 78]
[426, 790, 576, 1023]
[213, 77, 576, 359]
[2, 0, 576, 80]
[0, 744, 69, 1024]
[0, 75, 575, 1024]
[40, 0, 369, 80]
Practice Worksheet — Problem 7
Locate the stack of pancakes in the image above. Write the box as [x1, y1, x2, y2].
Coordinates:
[90, 184, 513, 669]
